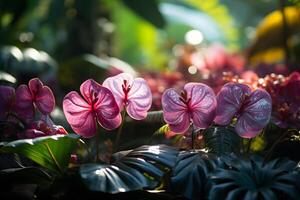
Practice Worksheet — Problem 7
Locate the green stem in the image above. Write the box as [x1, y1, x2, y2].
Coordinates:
[95, 125, 100, 162]
[45, 142, 63, 174]
[247, 138, 252, 156]
[191, 123, 195, 150]
[114, 110, 126, 152]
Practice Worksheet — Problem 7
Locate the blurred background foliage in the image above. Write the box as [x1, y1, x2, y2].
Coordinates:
[0, 0, 300, 94]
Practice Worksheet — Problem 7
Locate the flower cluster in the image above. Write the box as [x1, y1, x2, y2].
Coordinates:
[63, 73, 152, 137]
[1, 72, 273, 141]
[258, 72, 300, 129]
[162, 82, 272, 138]
[0, 78, 67, 139]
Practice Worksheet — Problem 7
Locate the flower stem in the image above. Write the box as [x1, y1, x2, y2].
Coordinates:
[191, 123, 195, 150]
[114, 110, 126, 152]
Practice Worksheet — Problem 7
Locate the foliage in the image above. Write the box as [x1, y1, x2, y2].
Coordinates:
[203, 125, 241, 155]
[169, 150, 220, 200]
[0, 134, 79, 174]
[80, 145, 179, 193]
[209, 154, 300, 200]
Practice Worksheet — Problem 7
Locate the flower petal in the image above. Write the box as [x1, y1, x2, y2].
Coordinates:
[80, 79, 102, 104]
[98, 113, 121, 130]
[29, 78, 55, 114]
[15, 85, 34, 119]
[184, 83, 217, 128]
[63, 91, 96, 138]
[0, 86, 15, 120]
[93, 86, 121, 130]
[168, 114, 190, 133]
[214, 83, 251, 125]
[103, 73, 134, 110]
[162, 88, 190, 133]
[236, 89, 272, 138]
[126, 78, 152, 120]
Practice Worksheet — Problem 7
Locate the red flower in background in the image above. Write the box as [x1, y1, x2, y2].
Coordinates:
[261, 72, 300, 128]
[162, 83, 217, 133]
[214, 82, 272, 138]
[63, 79, 121, 138]
[15, 78, 55, 120]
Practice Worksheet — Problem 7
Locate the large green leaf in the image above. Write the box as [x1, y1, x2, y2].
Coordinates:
[80, 145, 178, 193]
[203, 125, 241, 155]
[169, 150, 220, 200]
[122, 0, 166, 28]
[209, 154, 300, 200]
[0, 134, 79, 174]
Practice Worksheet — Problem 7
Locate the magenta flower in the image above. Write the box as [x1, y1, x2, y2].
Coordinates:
[63, 79, 121, 138]
[103, 73, 152, 120]
[23, 116, 68, 139]
[162, 83, 217, 133]
[15, 78, 55, 119]
[0, 86, 15, 120]
[214, 82, 272, 138]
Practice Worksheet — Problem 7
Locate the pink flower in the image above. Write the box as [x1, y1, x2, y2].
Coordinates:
[214, 82, 272, 138]
[63, 79, 121, 138]
[103, 73, 152, 120]
[23, 116, 68, 139]
[0, 86, 15, 120]
[162, 83, 217, 133]
[15, 78, 55, 119]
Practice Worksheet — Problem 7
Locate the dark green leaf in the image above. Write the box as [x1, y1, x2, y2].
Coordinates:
[208, 154, 300, 200]
[80, 163, 149, 193]
[203, 125, 241, 155]
[122, 0, 166, 28]
[81, 145, 179, 193]
[170, 150, 220, 200]
[1, 134, 79, 174]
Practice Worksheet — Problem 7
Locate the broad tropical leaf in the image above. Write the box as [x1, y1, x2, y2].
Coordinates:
[80, 145, 179, 193]
[170, 150, 220, 200]
[209, 154, 300, 200]
[0, 134, 79, 174]
[203, 125, 241, 155]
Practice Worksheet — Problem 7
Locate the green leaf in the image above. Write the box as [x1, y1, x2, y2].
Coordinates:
[203, 125, 241, 155]
[122, 0, 166, 28]
[208, 154, 300, 200]
[0, 167, 52, 185]
[81, 145, 179, 193]
[154, 124, 170, 136]
[169, 150, 220, 200]
[1, 134, 79, 174]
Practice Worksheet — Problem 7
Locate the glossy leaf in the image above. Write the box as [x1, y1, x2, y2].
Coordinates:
[209, 154, 300, 200]
[170, 151, 220, 200]
[203, 125, 241, 155]
[80, 145, 179, 193]
[0, 134, 79, 174]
